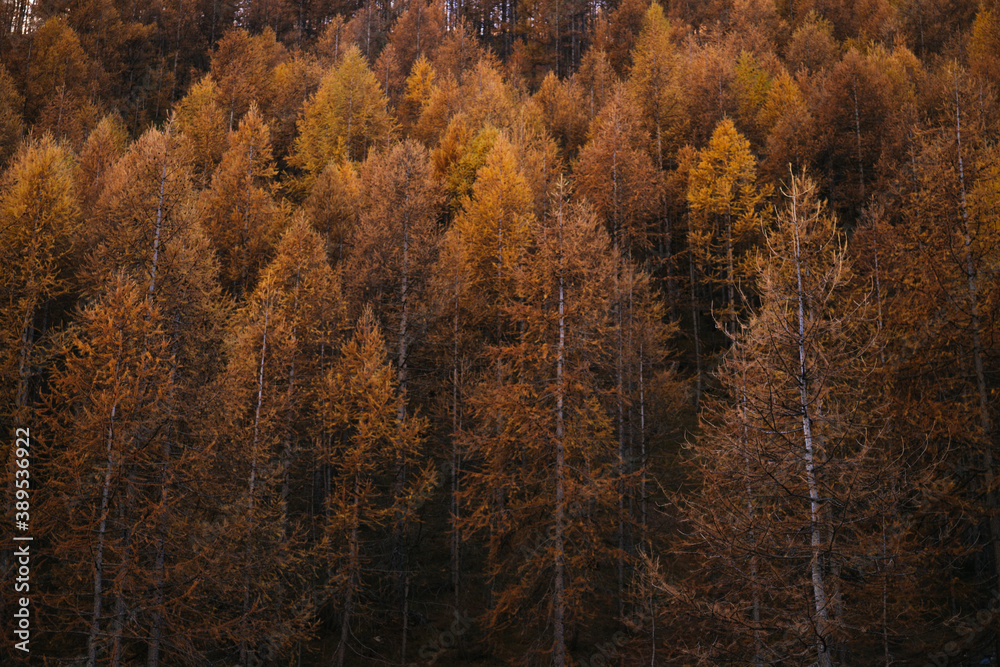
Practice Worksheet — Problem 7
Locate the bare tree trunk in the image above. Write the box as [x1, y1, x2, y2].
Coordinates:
[852, 80, 865, 203]
[335, 475, 362, 667]
[725, 208, 735, 336]
[281, 270, 301, 541]
[790, 181, 832, 667]
[111, 472, 137, 665]
[552, 194, 567, 667]
[147, 327, 180, 667]
[689, 251, 702, 409]
[88, 403, 118, 667]
[451, 278, 462, 603]
[739, 355, 763, 666]
[639, 343, 647, 539]
[241, 297, 270, 666]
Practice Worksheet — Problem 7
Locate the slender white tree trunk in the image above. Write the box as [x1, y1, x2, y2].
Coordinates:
[88, 402, 118, 667]
[241, 295, 270, 666]
[552, 196, 567, 667]
[790, 182, 832, 667]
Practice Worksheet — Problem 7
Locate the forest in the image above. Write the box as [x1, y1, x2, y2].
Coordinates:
[1, 0, 999, 664]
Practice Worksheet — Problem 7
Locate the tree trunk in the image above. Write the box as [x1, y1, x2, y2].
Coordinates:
[451, 277, 462, 603]
[88, 402, 118, 667]
[790, 181, 832, 667]
[552, 197, 567, 667]
[241, 296, 270, 666]
[335, 475, 362, 667]
[689, 251, 702, 409]
[851, 79, 865, 203]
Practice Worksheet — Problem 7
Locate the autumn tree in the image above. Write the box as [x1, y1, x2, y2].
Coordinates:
[626, 0, 685, 309]
[0, 63, 24, 167]
[206, 217, 341, 664]
[681, 174, 894, 665]
[896, 64, 1000, 596]
[341, 138, 443, 651]
[399, 54, 437, 137]
[210, 27, 283, 130]
[39, 276, 175, 665]
[458, 180, 623, 665]
[0, 137, 81, 653]
[174, 75, 228, 188]
[18, 17, 90, 123]
[268, 53, 323, 163]
[451, 132, 534, 338]
[293, 45, 395, 178]
[344, 140, 442, 404]
[687, 118, 768, 335]
[574, 84, 662, 254]
[627, 1, 684, 173]
[301, 157, 360, 265]
[76, 114, 128, 213]
[58, 116, 229, 664]
[810, 46, 917, 219]
[199, 103, 286, 297]
[318, 306, 428, 667]
[0, 135, 80, 418]
[388, 0, 447, 76]
[533, 71, 588, 158]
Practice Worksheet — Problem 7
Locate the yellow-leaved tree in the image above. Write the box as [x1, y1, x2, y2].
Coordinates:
[292, 45, 395, 179]
[687, 118, 768, 335]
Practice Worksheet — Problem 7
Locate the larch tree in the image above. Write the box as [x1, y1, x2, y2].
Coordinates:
[574, 83, 663, 616]
[79, 124, 190, 297]
[446, 131, 534, 626]
[898, 63, 1000, 595]
[210, 28, 282, 131]
[575, 47, 615, 123]
[0, 135, 80, 420]
[450, 132, 534, 345]
[0, 136, 80, 654]
[574, 83, 662, 254]
[627, 1, 683, 174]
[76, 114, 129, 214]
[0, 62, 24, 168]
[19, 17, 90, 123]
[199, 102, 286, 298]
[174, 74, 229, 188]
[292, 45, 395, 179]
[319, 306, 428, 667]
[207, 216, 341, 665]
[301, 157, 360, 266]
[532, 72, 588, 159]
[39, 275, 174, 665]
[459, 180, 622, 665]
[810, 47, 911, 220]
[399, 54, 437, 138]
[758, 70, 815, 184]
[388, 0, 447, 76]
[341, 138, 443, 658]
[267, 53, 323, 163]
[626, 0, 685, 312]
[682, 174, 891, 665]
[686, 118, 768, 336]
[61, 116, 228, 665]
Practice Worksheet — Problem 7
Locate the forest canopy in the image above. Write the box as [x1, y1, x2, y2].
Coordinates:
[1, 0, 999, 664]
